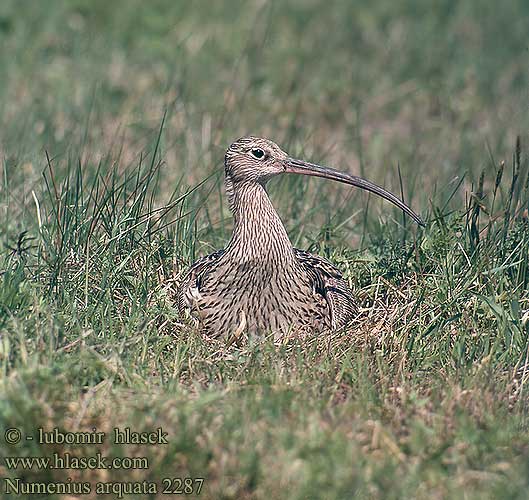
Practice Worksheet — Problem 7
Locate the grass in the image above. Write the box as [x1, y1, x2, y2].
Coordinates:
[1, 0, 529, 498]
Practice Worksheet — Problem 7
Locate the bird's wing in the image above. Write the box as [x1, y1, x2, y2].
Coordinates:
[293, 248, 357, 329]
[177, 249, 225, 313]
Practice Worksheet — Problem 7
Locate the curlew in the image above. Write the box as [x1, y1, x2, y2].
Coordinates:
[178, 136, 424, 341]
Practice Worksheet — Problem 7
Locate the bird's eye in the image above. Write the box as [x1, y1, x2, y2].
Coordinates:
[250, 148, 265, 160]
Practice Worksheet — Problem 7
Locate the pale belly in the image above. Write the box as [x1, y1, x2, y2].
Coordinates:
[187, 263, 330, 339]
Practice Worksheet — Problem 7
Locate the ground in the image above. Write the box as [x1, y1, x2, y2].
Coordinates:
[1, 1, 529, 499]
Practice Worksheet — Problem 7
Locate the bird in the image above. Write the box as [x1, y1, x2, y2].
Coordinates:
[177, 136, 424, 341]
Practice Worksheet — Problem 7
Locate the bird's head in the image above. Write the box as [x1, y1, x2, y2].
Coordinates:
[225, 135, 425, 226]
[225, 136, 288, 183]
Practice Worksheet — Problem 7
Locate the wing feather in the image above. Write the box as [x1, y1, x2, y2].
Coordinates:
[177, 249, 225, 313]
[293, 248, 357, 329]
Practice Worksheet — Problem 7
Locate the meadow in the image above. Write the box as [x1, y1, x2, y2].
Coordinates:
[1, 1, 529, 498]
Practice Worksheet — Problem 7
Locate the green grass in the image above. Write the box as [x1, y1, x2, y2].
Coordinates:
[1, 0, 529, 498]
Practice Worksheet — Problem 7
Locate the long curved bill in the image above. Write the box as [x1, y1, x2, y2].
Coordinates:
[284, 158, 425, 226]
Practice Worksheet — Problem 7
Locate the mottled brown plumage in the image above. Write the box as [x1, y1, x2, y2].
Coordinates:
[178, 136, 423, 340]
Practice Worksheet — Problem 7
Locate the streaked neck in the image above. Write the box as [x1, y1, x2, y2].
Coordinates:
[225, 180, 293, 261]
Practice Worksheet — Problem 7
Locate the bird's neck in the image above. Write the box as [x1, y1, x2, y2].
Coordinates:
[225, 179, 294, 261]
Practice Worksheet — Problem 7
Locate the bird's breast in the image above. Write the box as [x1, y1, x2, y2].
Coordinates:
[188, 257, 330, 339]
